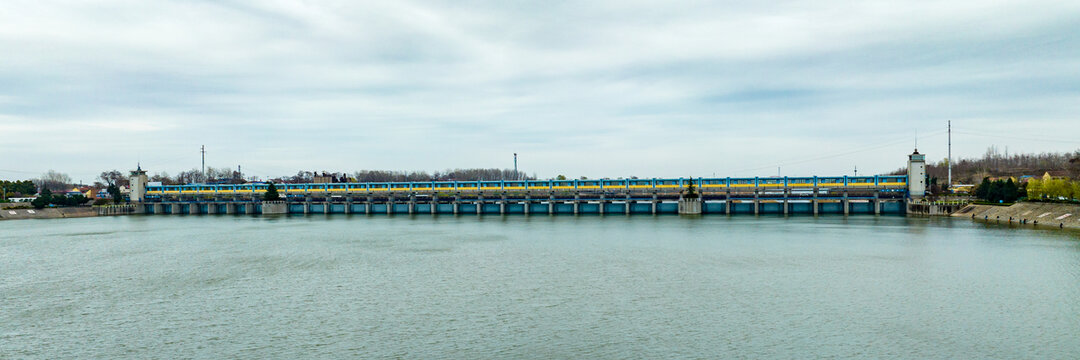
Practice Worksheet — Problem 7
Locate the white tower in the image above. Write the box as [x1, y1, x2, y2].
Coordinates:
[129, 164, 149, 202]
[908, 149, 927, 198]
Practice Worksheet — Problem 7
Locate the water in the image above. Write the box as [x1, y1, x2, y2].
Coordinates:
[2, 215, 1079, 359]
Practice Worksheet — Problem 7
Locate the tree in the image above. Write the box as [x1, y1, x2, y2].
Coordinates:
[264, 182, 281, 201]
[683, 177, 699, 199]
[1003, 178, 1018, 203]
[107, 184, 123, 204]
[34, 170, 72, 192]
[987, 180, 1004, 203]
[99, 170, 128, 187]
[31, 196, 49, 209]
[556, 175, 567, 180]
[975, 177, 991, 200]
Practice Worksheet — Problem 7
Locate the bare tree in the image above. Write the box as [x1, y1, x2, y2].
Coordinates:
[35, 170, 72, 192]
[98, 170, 129, 187]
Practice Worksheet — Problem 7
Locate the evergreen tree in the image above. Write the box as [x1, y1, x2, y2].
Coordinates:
[264, 182, 281, 201]
[987, 180, 1004, 203]
[1003, 178, 1018, 203]
[975, 177, 991, 200]
[107, 184, 123, 204]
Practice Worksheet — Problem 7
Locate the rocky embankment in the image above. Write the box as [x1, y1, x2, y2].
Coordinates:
[0, 206, 98, 220]
[953, 202, 1080, 230]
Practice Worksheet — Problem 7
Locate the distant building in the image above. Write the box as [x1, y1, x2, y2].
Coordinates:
[949, 184, 975, 194]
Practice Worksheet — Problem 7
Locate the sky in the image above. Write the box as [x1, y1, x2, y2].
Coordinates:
[1, 0, 1079, 183]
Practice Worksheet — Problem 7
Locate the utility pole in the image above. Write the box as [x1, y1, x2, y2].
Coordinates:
[513, 153, 518, 180]
[201, 145, 206, 182]
[947, 120, 952, 191]
[854, 165, 858, 177]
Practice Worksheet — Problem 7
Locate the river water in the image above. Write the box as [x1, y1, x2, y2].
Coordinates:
[2, 215, 1079, 359]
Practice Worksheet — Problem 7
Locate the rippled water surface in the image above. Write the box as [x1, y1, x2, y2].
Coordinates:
[2, 215, 1079, 358]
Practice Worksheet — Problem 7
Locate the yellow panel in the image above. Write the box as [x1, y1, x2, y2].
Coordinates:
[578, 186, 600, 189]
[552, 186, 574, 190]
[818, 183, 843, 187]
[788, 183, 813, 187]
[730, 184, 753, 188]
[504, 186, 526, 190]
[628, 185, 652, 189]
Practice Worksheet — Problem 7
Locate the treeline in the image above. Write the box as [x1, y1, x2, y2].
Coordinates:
[1027, 178, 1080, 202]
[1, 180, 37, 198]
[892, 147, 1080, 183]
[30, 188, 88, 209]
[973, 178, 1022, 203]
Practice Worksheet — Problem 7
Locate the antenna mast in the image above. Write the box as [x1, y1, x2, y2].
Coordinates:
[947, 121, 952, 191]
[513, 153, 518, 180]
[201, 145, 206, 182]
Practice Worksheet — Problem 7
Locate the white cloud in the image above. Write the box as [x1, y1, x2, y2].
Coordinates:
[0, 0, 1078, 181]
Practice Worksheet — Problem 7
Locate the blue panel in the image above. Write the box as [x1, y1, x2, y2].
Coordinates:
[851, 202, 872, 214]
[350, 204, 366, 214]
[437, 204, 455, 213]
[732, 203, 753, 214]
[216, 205, 227, 214]
[703, 202, 726, 214]
[554, 203, 574, 213]
[330, 204, 346, 213]
[371, 204, 388, 213]
[790, 203, 812, 214]
[415, 204, 432, 213]
[198, 204, 208, 214]
[657, 203, 677, 214]
[459, 204, 477, 214]
[311, 204, 325, 213]
[506, 204, 525, 214]
[180, 204, 190, 214]
[482, 204, 501, 214]
[289, 204, 305, 213]
[529, 203, 549, 214]
[579, 203, 599, 213]
[631, 203, 652, 214]
[392, 204, 410, 213]
[761, 203, 782, 214]
[820, 203, 842, 214]
[882, 202, 902, 214]
[604, 203, 625, 214]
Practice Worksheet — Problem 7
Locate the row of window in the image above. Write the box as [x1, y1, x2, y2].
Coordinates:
[147, 176, 908, 192]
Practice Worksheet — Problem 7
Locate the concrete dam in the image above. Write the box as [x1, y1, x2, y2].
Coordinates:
[124, 151, 929, 216]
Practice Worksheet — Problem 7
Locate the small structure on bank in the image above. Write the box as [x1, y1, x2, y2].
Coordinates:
[678, 177, 702, 215]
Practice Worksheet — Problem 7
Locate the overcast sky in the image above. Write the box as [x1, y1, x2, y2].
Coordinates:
[2, 0, 1079, 183]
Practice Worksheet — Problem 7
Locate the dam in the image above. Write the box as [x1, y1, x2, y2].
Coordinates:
[126, 151, 928, 216]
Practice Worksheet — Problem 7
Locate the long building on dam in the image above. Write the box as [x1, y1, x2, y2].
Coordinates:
[125, 150, 928, 216]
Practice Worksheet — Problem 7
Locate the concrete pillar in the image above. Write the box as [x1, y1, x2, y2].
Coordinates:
[626, 194, 633, 215]
[345, 196, 352, 214]
[524, 195, 531, 215]
[207, 203, 217, 215]
[154, 203, 164, 215]
[753, 190, 760, 215]
[843, 190, 850, 216]
[431, 195, 438, 215]
[324, 201, 331, 214]
[500, 195, 506, 215]
[189, 203, 199, 215]
[651, 194, 658, 215]
[813, 188, 819, 215]
[453, 195, 460, 214]
[477, 195, 484, 215]
[549, 194, 555, 215]
[786, 189, 794, 214]
[303, 200, 310, 214]
[245, 202, 255, 215]
[874, 191, 881, 215]
[171, 203, 182, 215]
[573, 194, 580, 215]
[409, 194, 415, 214]
[599, 194, 605, 215]
[366, 196, 373, 214]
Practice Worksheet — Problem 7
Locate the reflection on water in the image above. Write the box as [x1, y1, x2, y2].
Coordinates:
[2, 215, 1079, 358]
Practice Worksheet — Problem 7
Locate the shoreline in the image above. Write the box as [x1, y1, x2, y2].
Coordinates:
[954, 202, 1080, 230]
[0, 206, 98, 220]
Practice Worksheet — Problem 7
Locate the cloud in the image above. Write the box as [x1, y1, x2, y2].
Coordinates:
[1, 0, 1078, 182]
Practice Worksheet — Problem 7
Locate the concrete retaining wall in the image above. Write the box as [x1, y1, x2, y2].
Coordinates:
[0, 207, 98, 220]
[954, 203, 1080, 230]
